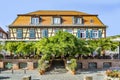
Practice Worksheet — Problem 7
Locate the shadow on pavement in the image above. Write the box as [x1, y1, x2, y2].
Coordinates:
[0, 76, 10, 79]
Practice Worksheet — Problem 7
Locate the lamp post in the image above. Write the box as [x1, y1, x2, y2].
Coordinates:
[112, 38, 120, 59]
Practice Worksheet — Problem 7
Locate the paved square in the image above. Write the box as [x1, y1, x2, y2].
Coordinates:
[0, 69, 106, 80]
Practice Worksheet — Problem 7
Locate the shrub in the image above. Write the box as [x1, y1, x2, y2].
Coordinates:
[0, 54, 3, 59]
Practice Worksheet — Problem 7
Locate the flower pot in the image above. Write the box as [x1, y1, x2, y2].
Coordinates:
[39, 70, 45, 75]
[71, 70, 76, 75]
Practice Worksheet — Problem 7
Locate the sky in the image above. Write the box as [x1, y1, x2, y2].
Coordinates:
[0, 0, 120, 36]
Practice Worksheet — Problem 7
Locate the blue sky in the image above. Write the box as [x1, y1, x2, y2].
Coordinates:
[0, 0, 120, 36]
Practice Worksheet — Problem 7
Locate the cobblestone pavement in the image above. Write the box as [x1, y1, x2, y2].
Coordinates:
[0, 69, 107, 80]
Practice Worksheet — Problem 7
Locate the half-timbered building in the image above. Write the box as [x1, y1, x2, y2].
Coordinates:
[8, 10, 106, 40]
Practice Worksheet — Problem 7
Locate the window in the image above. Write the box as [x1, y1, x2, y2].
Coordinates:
[29, 29, 35, 39]
[66, 29, 73, 34]
[73, 17, 82, 24]
[92, 30, 98, 38]
[80, 30, 86, 38]
[31, 16, 42, 24]
[17, 29, 23, 39]
[42, 29, 48, 37]
[53, 17, 61, 24]
[54, 29, 59, 33]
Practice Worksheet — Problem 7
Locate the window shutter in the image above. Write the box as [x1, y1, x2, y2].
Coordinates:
[39, 16, 42, 23]
[61, 17, 62, 24]
[98, 30, 102, 38]
[86, 29, 89, 38]
[46, 29, 48, 37]
[77, 29, 80, 38]
[81, 18, 84, 24]
[90, 30, 93, 39]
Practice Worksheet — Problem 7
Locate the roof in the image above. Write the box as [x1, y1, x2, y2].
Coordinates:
[0, 27, 7, 34]
[18, 10, 98, 16]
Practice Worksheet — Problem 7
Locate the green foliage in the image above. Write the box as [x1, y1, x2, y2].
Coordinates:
[36, 31, 89, 58]
[16, 42, 35, 56]
[87, 38, 118, 55]
[4, 41, 19, 54]
[0, 54, 3, 59]
[38, 54, 50, 71]
[0, 44, 3, 51]
[66, 59, 77, 71]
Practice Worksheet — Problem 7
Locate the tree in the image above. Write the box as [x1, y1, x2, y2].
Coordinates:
[36, 31, 90, 59]
[97, 38, 118, 55]
[16, 42, 35, 57]
[4, 41, 18, 55]
[87, 38, 118, 57]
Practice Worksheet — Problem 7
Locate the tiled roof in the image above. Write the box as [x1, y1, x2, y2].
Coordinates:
[0, 27, 7, 34]
[18, 10, 97, 16]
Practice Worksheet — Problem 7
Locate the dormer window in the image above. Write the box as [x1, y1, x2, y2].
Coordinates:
[31, 16, 42, 24]
[73, 17, 83, 24]
[53, 17, 61, 24]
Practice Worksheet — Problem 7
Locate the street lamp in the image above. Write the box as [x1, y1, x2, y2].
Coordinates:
[112, 38, 120, 59]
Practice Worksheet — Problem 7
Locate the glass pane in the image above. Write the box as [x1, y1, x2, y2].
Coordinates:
[53, 17, 61, 24]
[29, 29, 35, 38]
[31, 17, 39, 24]
[66, 29, 72, 34]
[92, 30, 98, 38]
[17, 29, 22, 39]
[74, 17, 82, 24]
[42, 29, 48, 37]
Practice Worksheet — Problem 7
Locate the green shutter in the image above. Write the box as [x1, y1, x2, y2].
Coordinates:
[77, 29, 80, 38]
[98, 30, 102, 38]
[90, 30, 93, 39]
[86, 29, 89, 38]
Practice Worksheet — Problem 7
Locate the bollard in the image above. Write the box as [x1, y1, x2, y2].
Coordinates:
[12, 69, 14, 74]
[84, 76, 93, 80]
[0, 68, 1, 73]
[22, 75, 31, 80]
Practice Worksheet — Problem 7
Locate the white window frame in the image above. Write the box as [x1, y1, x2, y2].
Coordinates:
[53, 17, 61, 24]
[31, 17, 39, 24]
[92, 30, 98, 38]
[80, 30, 86, 38]
[74, 17, 82, 24]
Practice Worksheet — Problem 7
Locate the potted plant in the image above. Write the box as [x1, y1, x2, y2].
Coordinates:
[66, 59, 77, 75]
[38, 54, 50, 75]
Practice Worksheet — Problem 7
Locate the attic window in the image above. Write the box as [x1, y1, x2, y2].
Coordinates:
[53, 17, 62, 24]
[73, 17, 83, 24]
[31, 16, 42, 24]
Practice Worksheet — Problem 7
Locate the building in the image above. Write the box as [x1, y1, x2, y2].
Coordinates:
[8, 10, 106, 40]
[0, 27, 8, 39]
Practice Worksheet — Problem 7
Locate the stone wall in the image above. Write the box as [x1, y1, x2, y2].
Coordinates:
[0, 59, 120, 70]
